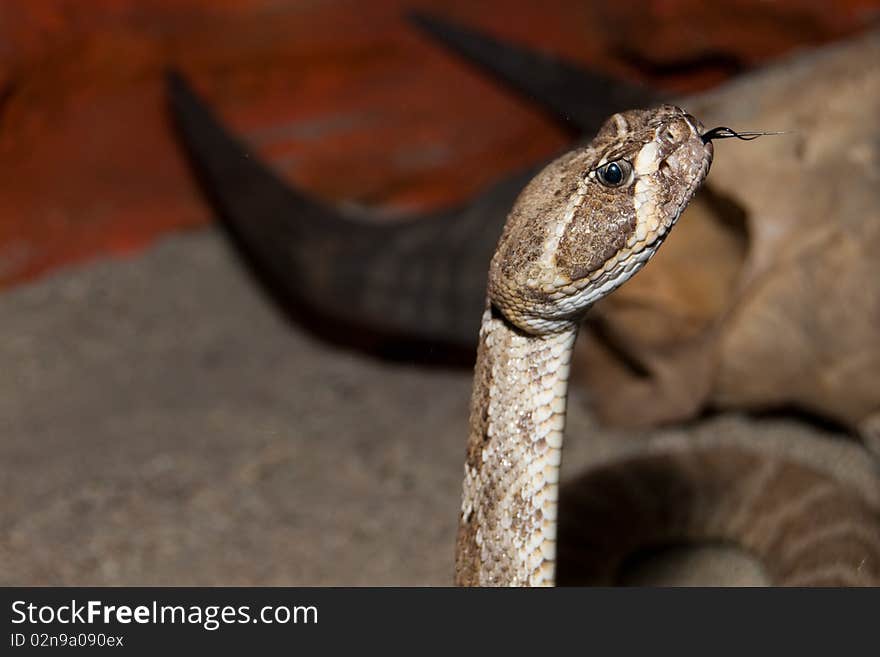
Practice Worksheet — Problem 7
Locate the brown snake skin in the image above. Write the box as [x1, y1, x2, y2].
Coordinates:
[556, 444, 880, 586]
[454, 106, 880, 586]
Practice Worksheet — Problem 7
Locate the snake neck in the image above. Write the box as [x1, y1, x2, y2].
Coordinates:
[455, 302, 579, 586]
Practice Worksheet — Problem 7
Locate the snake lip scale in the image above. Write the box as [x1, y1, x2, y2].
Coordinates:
[456, 105, 714, 586]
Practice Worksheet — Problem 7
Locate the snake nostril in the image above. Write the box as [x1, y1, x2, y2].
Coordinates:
[659, 160, 672, 176]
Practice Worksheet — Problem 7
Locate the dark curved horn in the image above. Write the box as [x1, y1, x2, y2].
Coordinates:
[167, 71, 518, 346]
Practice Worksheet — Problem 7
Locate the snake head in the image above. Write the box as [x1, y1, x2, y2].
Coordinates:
[488, 104, 714, 334]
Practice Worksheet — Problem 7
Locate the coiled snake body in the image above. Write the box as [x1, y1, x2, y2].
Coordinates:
[456, 106, 715, 586]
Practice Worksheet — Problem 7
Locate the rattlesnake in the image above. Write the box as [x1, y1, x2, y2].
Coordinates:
[454, 106, 880, 586]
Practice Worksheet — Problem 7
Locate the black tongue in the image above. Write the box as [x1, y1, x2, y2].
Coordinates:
[406, 10, 660, 136]
[701, 126, 786, 143]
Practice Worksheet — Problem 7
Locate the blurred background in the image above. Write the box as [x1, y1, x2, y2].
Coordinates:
[2, 1, 879, 585]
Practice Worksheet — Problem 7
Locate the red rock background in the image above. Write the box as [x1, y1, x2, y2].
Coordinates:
[1, 0, 879, 290]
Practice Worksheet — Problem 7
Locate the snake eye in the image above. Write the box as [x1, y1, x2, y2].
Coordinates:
[595, 160, 632, 187]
